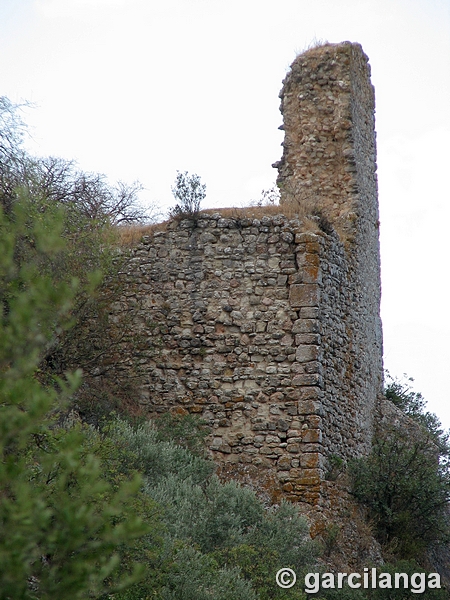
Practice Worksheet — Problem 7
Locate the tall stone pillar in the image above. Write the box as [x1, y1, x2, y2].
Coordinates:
[274, 42, 379, 240]
[274, 42, 383, 461]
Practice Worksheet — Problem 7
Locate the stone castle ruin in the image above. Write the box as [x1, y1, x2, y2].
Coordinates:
[103, 42, 385, 510]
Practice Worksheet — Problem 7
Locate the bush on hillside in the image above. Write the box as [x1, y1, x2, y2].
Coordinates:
[350, 376, 450, 559]
[0, 199, 153, 598]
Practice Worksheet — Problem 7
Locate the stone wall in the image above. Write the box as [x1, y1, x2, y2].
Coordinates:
[105, 214, 380, 507]
[100, 41, 383, 509]
[111, 213, 327, 505]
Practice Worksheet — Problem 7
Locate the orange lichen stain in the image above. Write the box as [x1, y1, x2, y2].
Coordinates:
[296, 473, 321, 486]
[310, 519, 328, 539]
[305, 241, 321, 254]
[304, 263, 320, 281]
[170, 406, 189, 416]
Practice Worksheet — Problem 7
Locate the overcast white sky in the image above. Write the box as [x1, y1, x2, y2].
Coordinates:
[1, 0, 449, 427]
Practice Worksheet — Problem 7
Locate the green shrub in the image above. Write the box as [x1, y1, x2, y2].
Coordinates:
[213, 501, 314, 600]
[158, 546, 258, 600]
[105, 418, 214, 486]
[0, 200, 151, 598]
[153, 411, 209, 456]
[169, 171, 205, 218]
[350, 426, 450, 558]
[384, 371, 449, 452]
[349, 376, 450, 560]
[102, 417, 316, 600]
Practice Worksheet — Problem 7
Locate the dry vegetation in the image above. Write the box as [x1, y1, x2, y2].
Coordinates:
[113, 203, 328, 248]
[114, 220, 170, 246]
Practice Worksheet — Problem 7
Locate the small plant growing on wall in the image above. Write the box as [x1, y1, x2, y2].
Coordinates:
[250, 185, 280, 207]
[325, 454, 345, 481]
[169, 170, 206, 219]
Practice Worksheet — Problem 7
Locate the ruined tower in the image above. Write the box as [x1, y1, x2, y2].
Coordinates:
[274, 40, 383, 473]
[275, 42, 379, 242]
[99, 42, 384, 508]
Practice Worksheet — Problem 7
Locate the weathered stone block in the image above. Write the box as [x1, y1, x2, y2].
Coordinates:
[295, 345, 320, 362]
[289, 284, 320, 308]
[297, 399, 322, 415]
[302, 429, 322, 443]
[300, 453, 322, 468]
[287, 443, 299, 453]
[307, 415, 322, 428]
[301, 443, 322, 453]
[295, 333, 321, 345]
[292, 373, 321, 386]
[295, 469, 321, 487]
[266, 434, 280, 444]
[295, 232, 321, 245]
[298, 386, 323, 400]
[259, 446, 274, 455]
[278, 456, 292, 469]
[292, 319, 320, 334]
[287, 429, 302, 438]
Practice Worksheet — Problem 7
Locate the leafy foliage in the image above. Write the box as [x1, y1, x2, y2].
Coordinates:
[384, 371, 449, 452]
[350, 426, 450, 557]
[155, 546, 258, 600]
[153, 411, 210, 456]
[96, 416, 315, 600]
[350, 376, 450, 559]
[212, 501, 313, 600]
[0, 200, 151, 598]
[104, 418, 214, 487]
[0, 98, 162, 416]
[169, 170, 206, 218]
